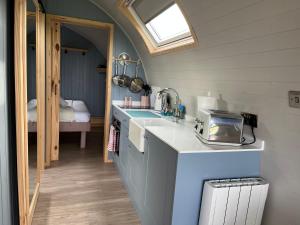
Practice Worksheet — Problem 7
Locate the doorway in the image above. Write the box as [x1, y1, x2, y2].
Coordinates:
[45, 15, 114, 166]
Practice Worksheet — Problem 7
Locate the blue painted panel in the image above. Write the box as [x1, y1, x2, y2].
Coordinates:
[43, 0, 147, 102]
[171, 152, 261, 225]
[27, 31, 36, 101]
[60, 27, 106, 116]
[112, 28, 147, 101]
[27, 26, 107, 116]
[119, 123, 129, 174]
[27, 47, 36, 101]
[143, 132, 178, 225]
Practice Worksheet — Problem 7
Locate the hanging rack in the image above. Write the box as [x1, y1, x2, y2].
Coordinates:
[113, 57, 141, 65]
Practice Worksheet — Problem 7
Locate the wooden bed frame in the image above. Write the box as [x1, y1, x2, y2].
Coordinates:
[28, 121, 91, 149]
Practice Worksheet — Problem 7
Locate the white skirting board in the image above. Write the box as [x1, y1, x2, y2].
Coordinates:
[199, 178, 269, 225]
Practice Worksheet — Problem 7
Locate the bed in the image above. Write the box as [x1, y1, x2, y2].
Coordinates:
[27, 99, 91, 148]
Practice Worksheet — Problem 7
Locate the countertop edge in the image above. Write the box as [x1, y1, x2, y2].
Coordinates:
[113, 104, 265, 154]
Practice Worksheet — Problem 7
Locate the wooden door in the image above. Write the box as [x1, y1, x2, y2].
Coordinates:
[15, 0, 47, 224]
[46, 18, 61, 162]
[51, 21, 61, 161]
[35, 8, 45, 178]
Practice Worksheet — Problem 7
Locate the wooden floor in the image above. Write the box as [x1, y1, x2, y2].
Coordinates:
[32, 131, 140, 225]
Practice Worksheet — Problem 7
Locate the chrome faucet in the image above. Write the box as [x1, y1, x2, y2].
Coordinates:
[158, 88, 181, 122]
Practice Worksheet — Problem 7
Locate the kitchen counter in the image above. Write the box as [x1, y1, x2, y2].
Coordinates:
[113, 104, 264, 154]
[111, 104, 262, 225]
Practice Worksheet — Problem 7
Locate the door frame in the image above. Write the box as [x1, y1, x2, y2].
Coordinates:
[14, 1, 46, 224]
[45, 14, 114, 164]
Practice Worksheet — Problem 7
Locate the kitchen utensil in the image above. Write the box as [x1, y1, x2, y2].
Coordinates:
[124, 96, 129, 108]
[128, 97, 132, 108]
[112, 60, 120, 85]
[129, 61, 144, 93]
[117, 53, 131, 87]
[118, 63, 131, 87]
[151, 86, 162, 111]
[141, 96, 150, 109]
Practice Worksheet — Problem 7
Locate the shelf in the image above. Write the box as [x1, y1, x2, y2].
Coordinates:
[96, 67, 107, 73]
[62, 47, 88, 54]
[28, 43, 88, 54]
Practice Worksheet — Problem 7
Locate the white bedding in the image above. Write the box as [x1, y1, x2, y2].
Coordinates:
[27, 100, 91, 123]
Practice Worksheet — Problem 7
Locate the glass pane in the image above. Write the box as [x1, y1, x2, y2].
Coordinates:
[27, 2, 37, 203]
[145, 3, 191, 44]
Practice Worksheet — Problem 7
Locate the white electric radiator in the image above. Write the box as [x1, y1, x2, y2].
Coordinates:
[199, 178, 269, 225]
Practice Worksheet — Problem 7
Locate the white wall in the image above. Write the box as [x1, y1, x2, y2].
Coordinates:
[147, 1, 300, 224]
[92, 0, 300, 224]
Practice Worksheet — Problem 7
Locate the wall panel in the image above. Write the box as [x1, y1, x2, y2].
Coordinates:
[60, 27, 106, 117]
[148, 2, 300, 225]
[90, 0, 300, 224]
[43, 0, 147, 103]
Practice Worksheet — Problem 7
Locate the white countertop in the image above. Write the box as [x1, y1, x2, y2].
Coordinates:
[113, 104, 264, 154]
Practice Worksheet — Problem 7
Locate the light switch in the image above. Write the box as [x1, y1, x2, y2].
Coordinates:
[289, 91, 300, 108]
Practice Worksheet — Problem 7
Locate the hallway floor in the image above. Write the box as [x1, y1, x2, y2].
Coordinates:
[32, 131, 140, 225]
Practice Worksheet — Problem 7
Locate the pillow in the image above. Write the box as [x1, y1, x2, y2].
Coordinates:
[60, 97, 69, 108]
[27, 99, 37, 110]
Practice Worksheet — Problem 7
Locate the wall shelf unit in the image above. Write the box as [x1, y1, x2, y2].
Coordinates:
[62, 46, 88, 54]
[29, 43, 88, 54]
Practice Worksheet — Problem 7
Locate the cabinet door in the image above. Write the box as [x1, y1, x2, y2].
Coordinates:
[119, 124, 129, 179]
[128, 143, 147, 212]
[143, 133, 178, 225]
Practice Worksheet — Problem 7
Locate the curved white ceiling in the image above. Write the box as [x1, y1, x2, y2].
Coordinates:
[63, 23, 108, 58]
[88, 0, 153, 60]
[87, 0, 202, 74]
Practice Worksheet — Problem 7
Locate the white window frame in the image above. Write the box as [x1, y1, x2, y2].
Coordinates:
[144, 3, 192, 46]
[120, 0, 197, 55]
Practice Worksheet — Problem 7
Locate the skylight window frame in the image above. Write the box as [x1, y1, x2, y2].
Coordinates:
[144, 3, 192, 46]
[119, 0, 197, 55]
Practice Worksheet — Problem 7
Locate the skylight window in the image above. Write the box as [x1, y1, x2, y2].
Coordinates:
[145, 4, 191, 45]
[118, 0, 197, 54]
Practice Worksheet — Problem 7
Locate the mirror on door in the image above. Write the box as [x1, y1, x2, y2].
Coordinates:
[27, 1, 38, 205]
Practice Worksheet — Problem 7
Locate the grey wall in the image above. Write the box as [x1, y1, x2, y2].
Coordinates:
[43, 0, 147, 102]
[92, 0, 300, 224]
[0, 0, 12, 224]
[27, 31, 36, 101]
[27, 26, 107, 117]
[60, 26, 106, 116]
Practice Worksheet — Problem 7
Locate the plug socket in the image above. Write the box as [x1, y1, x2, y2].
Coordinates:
[241, 112, 257, 128]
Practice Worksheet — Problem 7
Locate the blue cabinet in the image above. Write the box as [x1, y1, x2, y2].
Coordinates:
[142, 135, 178, 225]
[112, 106, 261, 225]
[128, 143, 147, 213]
[119, 124, 129, 173]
